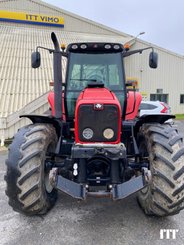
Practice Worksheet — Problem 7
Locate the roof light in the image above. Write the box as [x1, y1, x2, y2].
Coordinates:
[113, 44, 120, 50]
[80, 44, 87, 49]
[71, 44, 78, 50]
[124, 43, 130, 51]
[104, 44, 111, 49]
[61, 43, 66, 51]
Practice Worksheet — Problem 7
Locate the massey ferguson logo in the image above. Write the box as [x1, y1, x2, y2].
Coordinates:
[94, 103, 104, 110]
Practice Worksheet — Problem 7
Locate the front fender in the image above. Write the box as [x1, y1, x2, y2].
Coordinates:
[134, 114, 175, 135]
[20, 115, 63, 137]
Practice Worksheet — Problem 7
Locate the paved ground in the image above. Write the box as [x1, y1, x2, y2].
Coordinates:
[0, 121, 184, 245]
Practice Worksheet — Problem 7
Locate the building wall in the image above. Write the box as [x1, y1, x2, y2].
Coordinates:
[124, 42, 184, 114]
[0, 0, 126, 36]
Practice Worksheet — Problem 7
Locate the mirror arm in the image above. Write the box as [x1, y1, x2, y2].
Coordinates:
[35, 47, 68, 57]
[123, 46, 155, 57]
[36, 46, 54, 53]
[62, 52, 68, 58]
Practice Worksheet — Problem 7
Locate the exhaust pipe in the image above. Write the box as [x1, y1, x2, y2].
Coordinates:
[51, 32, 62, 119]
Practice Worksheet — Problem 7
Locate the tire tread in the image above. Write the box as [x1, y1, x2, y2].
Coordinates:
[5, 123, 58, 216]
[137, 123, 184, 216]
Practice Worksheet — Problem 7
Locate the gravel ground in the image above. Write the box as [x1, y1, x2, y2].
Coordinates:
[0, 120, 184, 245]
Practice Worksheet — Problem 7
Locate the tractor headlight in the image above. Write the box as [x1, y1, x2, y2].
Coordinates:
[103, 128, 114, 140]
[82, 128, 94, 140]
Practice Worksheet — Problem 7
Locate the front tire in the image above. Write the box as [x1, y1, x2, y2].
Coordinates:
[137, 123, 184, 216]
[5, 123, 58, 216]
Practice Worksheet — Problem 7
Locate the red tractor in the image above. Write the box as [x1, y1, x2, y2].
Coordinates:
[5, 33, 184, 216]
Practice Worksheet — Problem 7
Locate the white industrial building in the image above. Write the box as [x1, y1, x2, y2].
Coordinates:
[0, 0, 184, 144]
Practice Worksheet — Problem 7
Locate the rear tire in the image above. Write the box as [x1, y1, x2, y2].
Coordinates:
[137, 123, 184, 216]
[5, 123, 58, 216]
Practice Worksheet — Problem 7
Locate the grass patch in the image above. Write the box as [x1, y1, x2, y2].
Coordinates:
[175, 114, 184, 120]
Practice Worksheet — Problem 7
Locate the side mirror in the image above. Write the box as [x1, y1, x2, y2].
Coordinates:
[31, 51, 41, 68]
[149, 51, 158, 69]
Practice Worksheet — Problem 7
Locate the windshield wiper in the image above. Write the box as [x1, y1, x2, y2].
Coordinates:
[70, 78, 104, 88]
[70, 79, 97, 82]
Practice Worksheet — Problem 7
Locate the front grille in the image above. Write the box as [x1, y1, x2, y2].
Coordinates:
[78, 104, 119, 142]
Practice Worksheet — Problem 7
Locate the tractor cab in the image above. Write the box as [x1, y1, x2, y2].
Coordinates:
[65, 42, 126, 120]
[31, 34, 158, 123]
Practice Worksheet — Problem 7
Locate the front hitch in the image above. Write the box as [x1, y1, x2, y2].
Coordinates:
[55, 168, 151, 200]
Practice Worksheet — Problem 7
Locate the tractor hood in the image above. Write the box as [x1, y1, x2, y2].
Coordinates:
[78, 87, 117, 101]
[75, 87, 122, 144]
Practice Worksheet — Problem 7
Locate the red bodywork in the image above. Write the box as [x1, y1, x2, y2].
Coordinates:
[75, 88, 122, 144]
[48, 89, 142, 139]
[125, 91, 142, 120]
[48, 92, 66, 121]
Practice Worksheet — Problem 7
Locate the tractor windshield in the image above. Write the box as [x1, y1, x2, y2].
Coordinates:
[67, 52, 124, 90]
[65, 52, 126, 118]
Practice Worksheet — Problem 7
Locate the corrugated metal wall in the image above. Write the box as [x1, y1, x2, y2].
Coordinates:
[124, 42, 184, 113]
[0, 24, 52, 117]
[0, 102, 49, 145]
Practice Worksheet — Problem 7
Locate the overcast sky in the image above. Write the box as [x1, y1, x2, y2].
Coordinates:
[44, 0, 184, 55]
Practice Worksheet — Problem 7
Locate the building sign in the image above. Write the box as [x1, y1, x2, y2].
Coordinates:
[0, 10, 64, 27]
